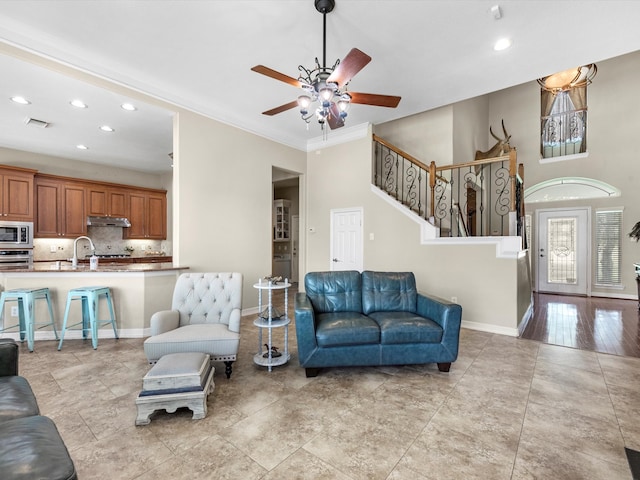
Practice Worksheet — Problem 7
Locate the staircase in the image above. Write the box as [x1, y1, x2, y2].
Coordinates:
[372, 134, 526, 243]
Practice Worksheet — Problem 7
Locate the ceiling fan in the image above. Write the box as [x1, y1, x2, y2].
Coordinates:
[251, 0, 401, 130]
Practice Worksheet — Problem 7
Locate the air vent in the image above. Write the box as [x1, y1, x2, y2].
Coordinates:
[24, 117, 50, 128]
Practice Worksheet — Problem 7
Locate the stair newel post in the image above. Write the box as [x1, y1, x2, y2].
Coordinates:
[508, 148, 518, 236]
[429, 161, 437, 222]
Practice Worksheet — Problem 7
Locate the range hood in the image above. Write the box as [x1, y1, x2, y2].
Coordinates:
[86, 216, 131, 227]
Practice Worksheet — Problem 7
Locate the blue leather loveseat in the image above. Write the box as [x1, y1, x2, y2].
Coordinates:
[294, 270, 462, 377]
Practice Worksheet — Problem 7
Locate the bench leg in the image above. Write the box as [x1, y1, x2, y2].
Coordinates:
[224, 361, 233, 379]
[305, 368, 320, 378]
[437, 362, 451, 372]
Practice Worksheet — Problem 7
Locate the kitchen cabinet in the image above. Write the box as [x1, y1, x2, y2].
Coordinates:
[0, 166, 37, 221]
[35, 176, 87, 237]
[273, 199, 290, 242]
[125, 191, 166, 240]
[87, 186, 128, 218]
[33, 172, 167, 240]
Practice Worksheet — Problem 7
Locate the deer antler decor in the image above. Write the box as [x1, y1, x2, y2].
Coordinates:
[475, 120, 512, 160]
[629, 221, 640, 242]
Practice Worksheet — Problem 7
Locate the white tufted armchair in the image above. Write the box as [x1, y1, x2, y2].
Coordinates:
[143, 272, 243, 378]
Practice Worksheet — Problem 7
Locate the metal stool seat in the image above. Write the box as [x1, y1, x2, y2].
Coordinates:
[0, 288, 57, 352]
[58, 286, 118, 350]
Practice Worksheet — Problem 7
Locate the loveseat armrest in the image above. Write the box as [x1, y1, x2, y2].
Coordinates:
[294, 292, 319, 364]
[0, 339, 18, 377]
[417, 293, 461, 328]
[149, 310, 180, 336]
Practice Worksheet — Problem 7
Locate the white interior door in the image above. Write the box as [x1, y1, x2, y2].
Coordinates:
[537, 208, 589, 295]
[330, 208, 363, 271]
[291, 215, 299, 282]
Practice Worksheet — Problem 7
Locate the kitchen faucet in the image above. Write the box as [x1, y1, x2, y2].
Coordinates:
[71, 236, 96, 268]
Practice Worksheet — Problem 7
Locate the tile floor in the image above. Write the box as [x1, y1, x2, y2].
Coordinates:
[15, 313, 640, 479]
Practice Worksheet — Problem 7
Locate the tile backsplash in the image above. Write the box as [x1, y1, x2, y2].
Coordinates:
[34, 226, 170, 261]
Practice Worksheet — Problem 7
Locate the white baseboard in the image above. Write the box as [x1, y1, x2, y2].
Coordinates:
[462, 320, 519, 337]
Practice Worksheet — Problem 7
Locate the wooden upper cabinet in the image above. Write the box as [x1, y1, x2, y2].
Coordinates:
[0, 166, 36, 221]
[35, 179, 61, 237]
[62, 183, 87, 237]
[33, 171, 167, 240]
[125, 191, 166, 240]
[87, 186, 128, 218]
[35, 175, 86, 237]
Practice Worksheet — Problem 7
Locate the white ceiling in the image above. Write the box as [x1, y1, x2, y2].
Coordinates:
[1, 0, 640, 174]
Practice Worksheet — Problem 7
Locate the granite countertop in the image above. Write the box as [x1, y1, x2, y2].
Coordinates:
[2, 262, 187, 273]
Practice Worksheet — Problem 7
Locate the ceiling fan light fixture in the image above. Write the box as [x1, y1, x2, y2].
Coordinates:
[319, 86, 334, 105]
[251, 0, 400, 134]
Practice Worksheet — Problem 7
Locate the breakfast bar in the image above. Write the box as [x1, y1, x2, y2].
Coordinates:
[0, 262, 188, 342]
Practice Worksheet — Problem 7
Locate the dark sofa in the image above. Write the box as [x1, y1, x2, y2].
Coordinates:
[294, 270, 463, 377]
[0, 339, 77, 480]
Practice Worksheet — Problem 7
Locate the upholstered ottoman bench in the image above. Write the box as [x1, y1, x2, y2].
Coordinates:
[135, 352, 215, 426]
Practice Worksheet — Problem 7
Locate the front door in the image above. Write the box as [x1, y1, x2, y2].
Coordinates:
[537, 208, 589, 295]
[330, 207, 363, 272]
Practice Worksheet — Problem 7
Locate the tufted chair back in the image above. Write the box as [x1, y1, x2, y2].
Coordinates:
[173, 273, 243, 333]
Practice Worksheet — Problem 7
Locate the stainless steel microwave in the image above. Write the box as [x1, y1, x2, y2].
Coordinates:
[0, 221, 33, 248]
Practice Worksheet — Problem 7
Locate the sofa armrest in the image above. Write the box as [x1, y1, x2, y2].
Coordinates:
[294, 292, 319, 364]
[0, 339, 18, 377]
[417, 293, 462, 336]
[149, 310, 180, 336]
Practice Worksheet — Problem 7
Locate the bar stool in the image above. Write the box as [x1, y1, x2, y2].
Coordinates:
[57, 286, 118, 350]
[0, 288, 58, 352]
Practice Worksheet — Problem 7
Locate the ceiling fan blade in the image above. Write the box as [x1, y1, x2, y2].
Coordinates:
[326, 48, 371, 88]
[251, 65, 303, 88]
[327, 103, 345, 129]
[349, 92, 401, 108]
[262, 100, 299, 116]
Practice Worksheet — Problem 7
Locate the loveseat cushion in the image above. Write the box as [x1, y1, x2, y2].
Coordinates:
[0, 415, 77, 480]
[368, 311, 443, 344]
[0, 376, 39, 422]
[316, 312, 380, 347]
[362, 271, 417, 315]
[305, 270, 363, 313]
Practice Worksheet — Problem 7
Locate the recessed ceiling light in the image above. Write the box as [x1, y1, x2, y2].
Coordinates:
[99, 125, 115, 132]
[76, 144, 88, 150]
[494, 38, 512, 51]
[121, 103, 137, 111]
[10, 96, 31, 105]
[70, 99, 88, 108]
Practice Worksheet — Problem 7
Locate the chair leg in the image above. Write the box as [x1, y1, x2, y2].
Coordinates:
[88, 294, 99, 350]
[105, 292, 119, 339]
[58, 295, 74, 351]
[23, 294, 35, 352]
[44, 291, 59, 340]
[223, 361, 233, 379]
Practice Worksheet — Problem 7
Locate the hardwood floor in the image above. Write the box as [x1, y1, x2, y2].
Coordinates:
[521, 293, 640, 358]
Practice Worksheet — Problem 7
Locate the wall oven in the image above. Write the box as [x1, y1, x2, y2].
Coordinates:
[0, 221, 34, 269]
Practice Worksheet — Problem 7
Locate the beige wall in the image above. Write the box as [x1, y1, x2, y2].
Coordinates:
[304, 126, 524, 335]
[173, 110, 305, 308]
[0, 146, 168, 190]
[488, 50, 640, 297]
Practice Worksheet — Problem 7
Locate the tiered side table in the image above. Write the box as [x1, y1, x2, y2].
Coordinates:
[253, 279, 291, 371]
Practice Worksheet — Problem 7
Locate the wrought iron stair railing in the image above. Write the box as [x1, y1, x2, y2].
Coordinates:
[372, 134, 525, 240]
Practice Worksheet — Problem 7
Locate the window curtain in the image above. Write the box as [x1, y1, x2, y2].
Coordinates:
[541, 86, 587, 156]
